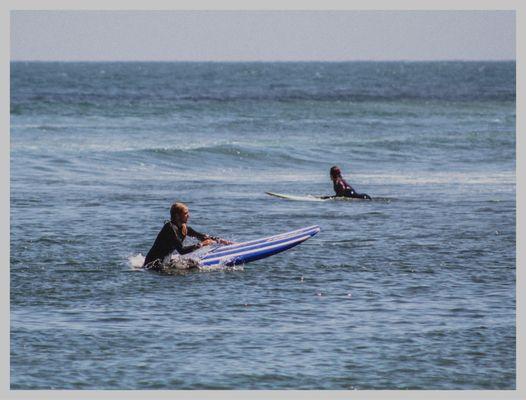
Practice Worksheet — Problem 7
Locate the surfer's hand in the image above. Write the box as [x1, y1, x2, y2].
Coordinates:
[218, 239, 234, 245]
[200, 238, 215, 247]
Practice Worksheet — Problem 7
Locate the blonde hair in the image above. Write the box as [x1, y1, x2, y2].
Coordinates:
[170, 202, 188, 236]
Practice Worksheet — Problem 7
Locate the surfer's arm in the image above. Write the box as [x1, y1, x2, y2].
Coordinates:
[175, 241, 201, 255]
[187, 226, 234, 245]
[334, 181, 346, 196]
[187, 226, 210, 241]
[171, 228, 201, 255]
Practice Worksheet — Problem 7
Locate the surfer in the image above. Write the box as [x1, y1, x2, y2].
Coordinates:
[329, 166, 371, 200]
[143, 202, 232, 269]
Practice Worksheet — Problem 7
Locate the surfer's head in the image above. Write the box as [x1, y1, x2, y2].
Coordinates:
[170, 202, 189, 225]
[330, 166, 342, 180]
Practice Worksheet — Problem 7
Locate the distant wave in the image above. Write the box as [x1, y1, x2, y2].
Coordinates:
[10, 90, 515, 114]
[134, 143, 319, 166]
[177, 90, 515, 103]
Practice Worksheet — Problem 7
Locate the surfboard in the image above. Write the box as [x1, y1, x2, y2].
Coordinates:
[265, 191, 375, 202]
[189, 225, 320, 268]
[265, 192, 327, 202]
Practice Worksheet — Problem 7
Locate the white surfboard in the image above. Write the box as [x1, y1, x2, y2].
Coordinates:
[265, 192, 384, 202]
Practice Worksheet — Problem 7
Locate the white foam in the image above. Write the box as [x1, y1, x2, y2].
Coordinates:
[128, 253, 145, 269]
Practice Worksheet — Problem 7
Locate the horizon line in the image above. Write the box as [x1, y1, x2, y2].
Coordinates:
[10, 59, 517, 63]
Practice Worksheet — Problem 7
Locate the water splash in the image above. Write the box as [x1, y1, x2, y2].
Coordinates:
[128, 253, 145, 269]
[198, 262, 244, 273]
[127, 253, 244, 274]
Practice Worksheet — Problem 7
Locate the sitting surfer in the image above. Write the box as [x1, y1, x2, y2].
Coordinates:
[143, 202, 232, 270]
[329, 166, 371, 200]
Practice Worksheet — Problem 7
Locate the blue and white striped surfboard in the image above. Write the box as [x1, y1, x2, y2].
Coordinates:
[195, 225, 320, 267]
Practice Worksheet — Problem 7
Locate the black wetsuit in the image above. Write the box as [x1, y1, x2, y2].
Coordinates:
[143, 221, 209, 267]
[333, 177, 371, 200]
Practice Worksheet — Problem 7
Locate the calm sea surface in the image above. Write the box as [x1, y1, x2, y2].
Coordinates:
[10, 61, 515, 389]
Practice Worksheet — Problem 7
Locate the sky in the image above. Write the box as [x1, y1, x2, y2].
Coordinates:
[10, 10, 516, 62]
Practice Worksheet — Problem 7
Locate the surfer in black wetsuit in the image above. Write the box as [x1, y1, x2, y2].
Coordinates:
[329, 166, 371, 200]
[143, 202, 231, 269]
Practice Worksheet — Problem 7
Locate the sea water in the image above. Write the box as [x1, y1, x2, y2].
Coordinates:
[10, 61, 515, 389]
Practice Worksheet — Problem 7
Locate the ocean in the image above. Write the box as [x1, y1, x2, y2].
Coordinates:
[10, 61, 515, 389]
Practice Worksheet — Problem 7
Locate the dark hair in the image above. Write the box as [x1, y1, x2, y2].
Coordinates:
[330, 166, 341, 179]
